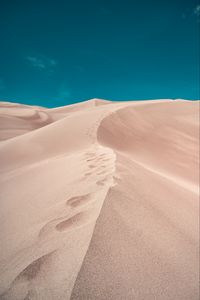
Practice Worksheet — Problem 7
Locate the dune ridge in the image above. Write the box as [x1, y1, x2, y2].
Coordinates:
[0, 99, 199, 300]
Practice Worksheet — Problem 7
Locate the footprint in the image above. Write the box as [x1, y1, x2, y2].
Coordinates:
[86, 158, 97, 162]
[85, 151, 96, 158]
[88, 164, 96, 169]
[83, 146, 116, 185]
[67, 194, 93, 208]
[97, 173, 115, 186]
[39, 193, 95, 239]
[55, 211, 90, 232]
[38, 215, 68, 239]
[18, 252, 54, 280]
[0, 252, 55, 300]
[85, 152, 96, 156]
[40, 146, 116, 239]
[96, 178, 107, 186]
[97, 170, 106, 175]
[85, 172, 92, 177]
[113, 175, 121, 183]
[102, 158, 111, 162]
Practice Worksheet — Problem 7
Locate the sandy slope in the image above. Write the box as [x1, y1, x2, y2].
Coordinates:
[0, 99, 199, 300]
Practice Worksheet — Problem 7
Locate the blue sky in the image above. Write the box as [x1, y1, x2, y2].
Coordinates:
[0, 0, 199, 107]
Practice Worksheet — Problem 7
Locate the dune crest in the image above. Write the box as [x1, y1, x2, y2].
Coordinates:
[0, 99, 199, 300]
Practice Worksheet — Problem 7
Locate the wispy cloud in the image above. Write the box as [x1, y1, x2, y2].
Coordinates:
[181, 5, 200, 21]
[194, 5, 200, 22]
[26, 56, 46, 70]
[194, 5, 200, 17]
[25, 55, 57, 71]
[49, 59, 57, 66]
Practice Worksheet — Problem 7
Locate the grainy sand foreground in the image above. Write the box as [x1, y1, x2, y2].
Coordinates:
[0, 99, 199, 300]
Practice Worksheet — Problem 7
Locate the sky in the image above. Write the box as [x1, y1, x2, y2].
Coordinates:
[0, 0, 199, 107]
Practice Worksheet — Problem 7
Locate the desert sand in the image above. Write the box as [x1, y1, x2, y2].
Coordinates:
[0, 99, 199, 300]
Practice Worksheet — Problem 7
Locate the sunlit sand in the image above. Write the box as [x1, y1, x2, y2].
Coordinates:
[0, 99, 199, 300]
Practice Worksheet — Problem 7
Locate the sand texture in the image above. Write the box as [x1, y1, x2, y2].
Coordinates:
[0, 99, 199, 300]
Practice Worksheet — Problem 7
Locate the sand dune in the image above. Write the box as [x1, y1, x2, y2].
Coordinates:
[0, 99, 199, 300]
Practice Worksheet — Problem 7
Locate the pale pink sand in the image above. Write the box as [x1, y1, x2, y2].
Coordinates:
[0, 99, 199, 300]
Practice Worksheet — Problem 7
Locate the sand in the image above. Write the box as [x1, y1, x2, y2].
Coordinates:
[0, 99, 199, 300]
